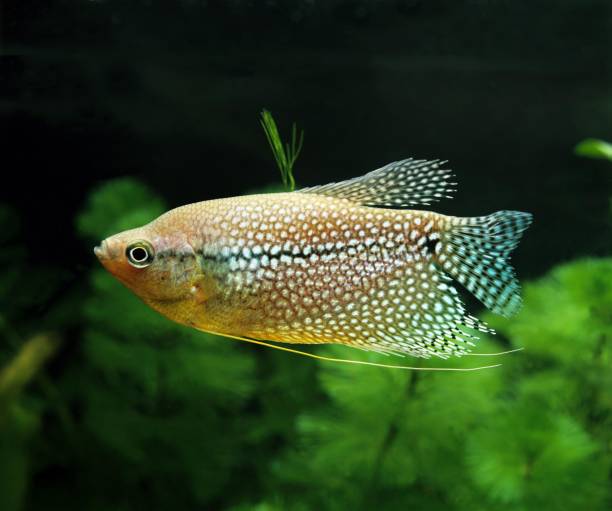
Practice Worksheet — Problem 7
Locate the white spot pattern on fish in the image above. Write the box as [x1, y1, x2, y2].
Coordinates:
[96, 157, 532, 359]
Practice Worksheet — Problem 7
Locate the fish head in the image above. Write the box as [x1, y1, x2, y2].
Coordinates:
[94, 224, 203, 317]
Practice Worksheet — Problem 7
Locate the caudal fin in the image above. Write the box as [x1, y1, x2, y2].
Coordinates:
[440, 211, 533, 317]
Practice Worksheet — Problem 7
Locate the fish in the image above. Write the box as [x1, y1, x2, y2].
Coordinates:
[94, 158, 532, 359]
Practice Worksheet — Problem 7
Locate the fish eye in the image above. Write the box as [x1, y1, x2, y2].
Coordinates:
[126, 241, 155, 268]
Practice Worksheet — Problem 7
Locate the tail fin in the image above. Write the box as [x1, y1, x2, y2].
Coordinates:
[439, 211, 533, 317]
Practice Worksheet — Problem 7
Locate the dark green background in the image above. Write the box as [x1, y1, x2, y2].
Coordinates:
[1, 1, 611, 510]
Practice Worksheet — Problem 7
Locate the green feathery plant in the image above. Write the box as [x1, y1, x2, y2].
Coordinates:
[260, 109, 304, 191]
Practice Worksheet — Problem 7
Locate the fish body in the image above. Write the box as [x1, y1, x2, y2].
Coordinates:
[95, 159, 532, 358]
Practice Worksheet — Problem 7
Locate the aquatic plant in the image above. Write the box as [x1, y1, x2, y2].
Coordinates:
[0, 207, 61, 511]
[0, 146, 610, 510]
[260, 109, 303, 191]
[575, 138, 612, 161]
[261, 257, 611, 511]
[69, 178, 256, 508]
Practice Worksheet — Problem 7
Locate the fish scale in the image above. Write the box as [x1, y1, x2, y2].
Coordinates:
[95, 158, 532, 359]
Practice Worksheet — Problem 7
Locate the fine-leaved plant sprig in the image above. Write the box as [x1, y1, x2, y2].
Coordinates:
[260, 109, 304, 191]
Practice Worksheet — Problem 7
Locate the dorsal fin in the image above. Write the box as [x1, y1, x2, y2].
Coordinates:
[298, 158, 456, 208]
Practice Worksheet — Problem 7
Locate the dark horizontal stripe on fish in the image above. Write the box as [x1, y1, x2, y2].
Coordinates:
[156, 249, 196, 262]
[196, 234, 440, 267]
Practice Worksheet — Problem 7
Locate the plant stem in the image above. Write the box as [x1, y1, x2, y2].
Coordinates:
[366, 370, 420, 500]
[0, 333, 61, 421]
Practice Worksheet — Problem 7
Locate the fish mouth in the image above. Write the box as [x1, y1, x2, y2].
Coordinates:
[94, 240, 109, 260]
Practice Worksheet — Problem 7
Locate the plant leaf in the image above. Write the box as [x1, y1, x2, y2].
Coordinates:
[574, 139, 612, 161]
[260, 109, 303, 191]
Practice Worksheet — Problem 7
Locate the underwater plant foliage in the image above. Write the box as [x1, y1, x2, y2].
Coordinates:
[3, 0, 612, 507]
[72, 179, 258, 508]
[256, 261, 611, 511]
[0, 204, 59, 511]
[0, 176, 610, 510]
